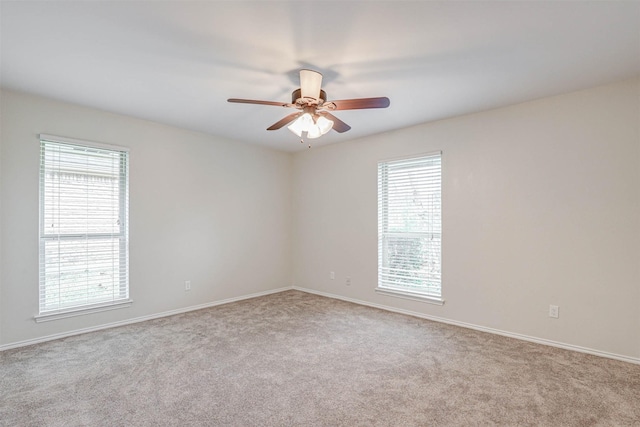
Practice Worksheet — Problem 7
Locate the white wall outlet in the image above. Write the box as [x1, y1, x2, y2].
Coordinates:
[330, 271, 335, 280]
[346, 276, 351, 286]
[549, 305, 559, 318]
[185, 280, 191, 291]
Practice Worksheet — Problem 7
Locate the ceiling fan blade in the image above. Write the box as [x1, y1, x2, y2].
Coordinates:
[325, 97, 390, 111]
[320, 112, 351, 133]
[267, 112, 302, 130]
[228, 98, 293, 108]
[300, 69, 323, 100]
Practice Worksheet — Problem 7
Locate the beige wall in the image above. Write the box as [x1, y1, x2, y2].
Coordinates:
[2, 78, 639, 361]
[292, 77, 640, 360]
[0, 89, 292, 346]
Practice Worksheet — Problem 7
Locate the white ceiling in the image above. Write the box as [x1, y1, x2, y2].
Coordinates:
[2, 1, 639, 152]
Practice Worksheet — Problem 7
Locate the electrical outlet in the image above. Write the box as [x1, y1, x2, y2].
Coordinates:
[549, 305, 559, 318]
[330, 271, 335, 280]
[185, 280, 191, 291]
[346, 276, 351, 286]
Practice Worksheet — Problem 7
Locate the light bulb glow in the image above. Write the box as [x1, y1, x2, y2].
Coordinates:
[307, 124, 321, 139]
[299, 113, 313, 131]
[316, 116, 334, 135]
[288, 112, 334, 140]
[287, 113, 313, 137]
[287, 120, 303, 137]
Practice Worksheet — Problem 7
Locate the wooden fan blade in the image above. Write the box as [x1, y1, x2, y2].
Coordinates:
[320, 112, 351, 133]
[267, 112, 302, 130]
[325, 97, 390, 110]
[228, 98, 294, 108]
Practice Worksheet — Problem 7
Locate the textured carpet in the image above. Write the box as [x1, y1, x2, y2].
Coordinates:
[1, 290, 639, 426]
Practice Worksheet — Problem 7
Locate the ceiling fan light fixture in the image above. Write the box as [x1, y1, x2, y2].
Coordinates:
[287, 121, 303, 137]
[316, 115, 334, 135]
[288, 113, 313, 137]
[307, 124, 322, 139]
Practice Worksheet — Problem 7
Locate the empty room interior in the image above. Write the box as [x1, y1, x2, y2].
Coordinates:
[1, 1, 640, 425]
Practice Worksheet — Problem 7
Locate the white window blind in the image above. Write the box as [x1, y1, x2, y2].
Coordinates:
[39, 135, 129, 315]
[378, 153, 442, 299]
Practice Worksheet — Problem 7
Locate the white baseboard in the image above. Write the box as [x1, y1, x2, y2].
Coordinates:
[0, 286, 293, 352]
[292, 286, 640, 366]
[4, 284, 639, 366]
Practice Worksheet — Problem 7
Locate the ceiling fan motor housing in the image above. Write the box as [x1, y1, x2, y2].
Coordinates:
[292, 88, 327, 105]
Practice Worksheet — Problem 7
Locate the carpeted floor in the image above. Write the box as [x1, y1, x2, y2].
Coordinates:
[1, 290, 639, 426]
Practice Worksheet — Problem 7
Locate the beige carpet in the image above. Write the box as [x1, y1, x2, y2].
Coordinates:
[1, 290, 639, 426]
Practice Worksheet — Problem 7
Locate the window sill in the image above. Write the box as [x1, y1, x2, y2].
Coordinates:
[375, 287, 444, 305]
[34, 299, 133, 323]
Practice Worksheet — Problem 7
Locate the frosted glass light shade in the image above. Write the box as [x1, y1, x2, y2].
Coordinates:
[316, 116, 334, 135]
[287, 113, 313, 137]
[287, 112, 333, 139]
[307, 124, 321, 139]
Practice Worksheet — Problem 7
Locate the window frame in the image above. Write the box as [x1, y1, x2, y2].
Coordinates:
[36, 134, 132, 322]
[376, 152, 444, 305]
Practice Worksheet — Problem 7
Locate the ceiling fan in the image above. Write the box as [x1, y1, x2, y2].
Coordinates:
[228, 69, 390, 141]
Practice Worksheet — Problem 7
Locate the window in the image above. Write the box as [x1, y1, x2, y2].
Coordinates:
[38, 135, 130, 318]
[377, 153, 442, 303]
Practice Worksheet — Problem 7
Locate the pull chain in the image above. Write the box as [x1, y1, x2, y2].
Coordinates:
[300, 138, 312, 149]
